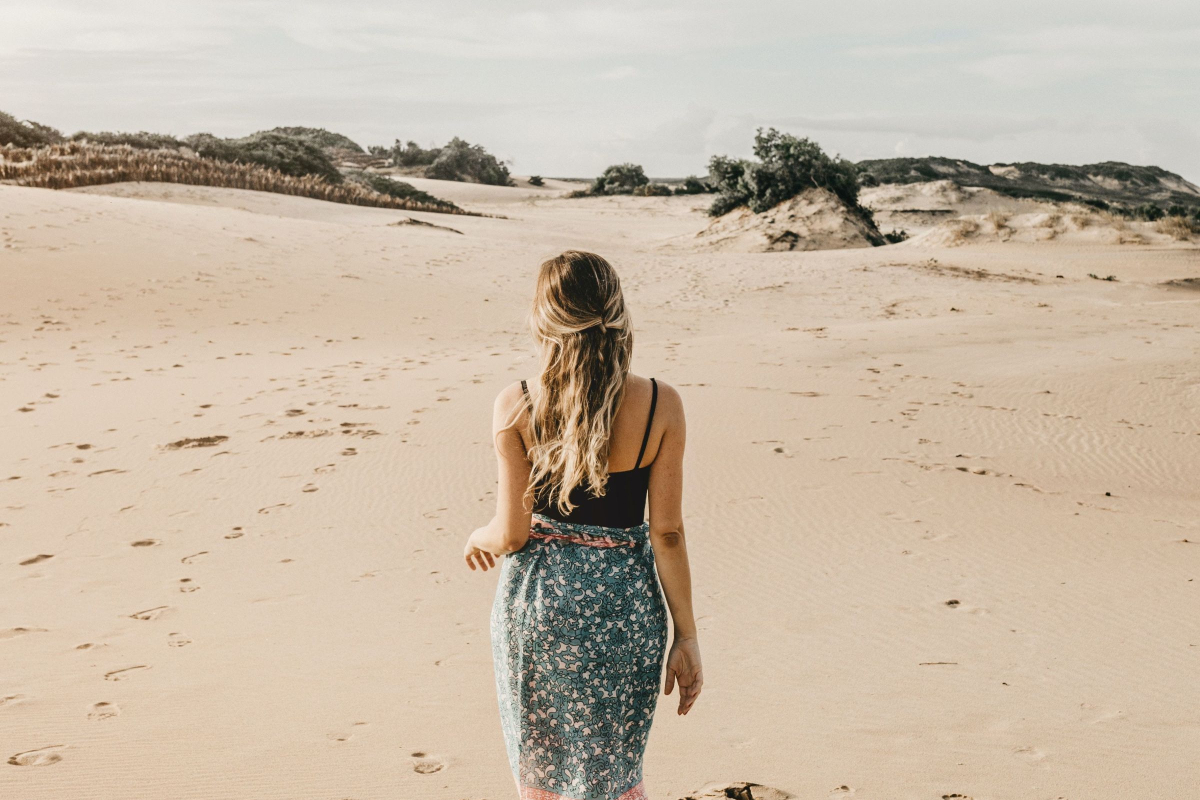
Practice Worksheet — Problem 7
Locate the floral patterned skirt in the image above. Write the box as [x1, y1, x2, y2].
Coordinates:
[491, 513, 668, 800]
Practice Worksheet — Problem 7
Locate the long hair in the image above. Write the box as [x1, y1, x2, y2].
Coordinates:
[520, 250, 633, 515]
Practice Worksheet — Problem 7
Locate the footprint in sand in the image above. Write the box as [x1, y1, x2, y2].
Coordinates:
[87, 701, 120, 721]
[0, 627, 48, 640]
[257, 503, 289, 515]
[1014, 746, 1047, 763]
[0, 694, 26, 708]
[167, 632, 192, 647]
[410, 751, 445, 774]
[19, 553, 54, 566]
[163, 435, 228, 450]
[684, 783, 790, 800]
[104, 665, 149, 681]
[225, 527, 244, 539]
[128, 606, 171, 621]
[8, 745, 66, 766]
[130, 539, 160, 547]
[178, 578, 200, 593]
[327, 722, 369, 743]
[181, 551, 208, 564]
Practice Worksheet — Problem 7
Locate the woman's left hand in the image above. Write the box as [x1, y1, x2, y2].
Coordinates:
[463, 530, 496, 572]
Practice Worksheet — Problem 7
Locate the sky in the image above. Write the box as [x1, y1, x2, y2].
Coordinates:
[4, 0, 1200, 182]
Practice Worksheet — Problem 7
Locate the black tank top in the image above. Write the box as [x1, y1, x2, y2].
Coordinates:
[523, 377, 658, 529]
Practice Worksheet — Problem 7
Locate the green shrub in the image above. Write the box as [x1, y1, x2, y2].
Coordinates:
[673, 175, 712, 195]
[528, 175, 544, 187]
[389, 140, 441, 168]
[0, 111, 64, 147]
[184, 131, 342, 183]
[264, 127, 363, 153]
[633, 183, 673, 197]
[706, 127, 863, 217]
[70, 130, 185, 149]
[591, 163, 649, 195]
[1131, 202, 1165, 221]
[343, 170, 460, 212]
[883, 229, 909, 244]
[424, 137, 513, 185]
[1167, 204, 1190, 218]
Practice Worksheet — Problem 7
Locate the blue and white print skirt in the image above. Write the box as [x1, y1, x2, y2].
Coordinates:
[491, 513, 669, 800]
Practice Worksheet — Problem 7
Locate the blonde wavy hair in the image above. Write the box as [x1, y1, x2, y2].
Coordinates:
[520, 250, 634, 515]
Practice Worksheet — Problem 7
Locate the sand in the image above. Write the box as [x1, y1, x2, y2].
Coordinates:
[2, 178, 1199, 800]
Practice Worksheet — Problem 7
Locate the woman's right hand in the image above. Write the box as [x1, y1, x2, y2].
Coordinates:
[664, 636, 703, 715]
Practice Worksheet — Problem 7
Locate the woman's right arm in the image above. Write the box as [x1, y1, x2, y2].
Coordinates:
[648, 382, 703, 715]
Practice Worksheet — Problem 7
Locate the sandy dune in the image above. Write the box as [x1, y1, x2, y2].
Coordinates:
[2, 178, 1199, 800]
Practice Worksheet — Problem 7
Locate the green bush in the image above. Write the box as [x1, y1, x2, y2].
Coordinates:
[184, 131, 343, 183]
[343, 170, 460, 212]
[528, 175, 544, 187]
[264, 127, 363, 153]
[0, 111, 64, 147]
[1167, 204, 1190, 218]
[70, 130, 185, 149]
[633, 183, 673, 197]
[673, 175, 713, 195]
[424, 137, 513, 185]
[389, 140, 441, 168]
[883, 229, 909, 244]
[591, 163, 649, 195]
[706, 127, 863, 217]
[1131, 202, 1165, 221]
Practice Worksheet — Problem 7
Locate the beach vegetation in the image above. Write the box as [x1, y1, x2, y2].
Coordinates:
[673, 176, 713, 195]
[0, 142, 481, 216]
[70, 130, 186, 149]
[184, 131, 344, 183]
[591, 163, 649, 195]
[633, 183, 673, 197]
[0, 111, 65, 147]
[706, 128, 864, 218]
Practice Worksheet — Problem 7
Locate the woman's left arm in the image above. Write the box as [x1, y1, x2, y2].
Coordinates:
[464, 383, 533, 570]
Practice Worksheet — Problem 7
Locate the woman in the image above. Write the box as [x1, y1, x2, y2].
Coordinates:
[464, 250, 702, 800]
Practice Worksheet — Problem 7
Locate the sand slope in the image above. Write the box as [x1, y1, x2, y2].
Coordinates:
[688, 188, 884, 252]
[2, 180, 1200, 800]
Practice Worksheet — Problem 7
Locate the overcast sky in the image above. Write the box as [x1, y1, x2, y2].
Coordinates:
[4, 1, 1199, 182]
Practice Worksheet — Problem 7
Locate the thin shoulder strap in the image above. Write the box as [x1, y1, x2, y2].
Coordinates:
[634, 377, 658, 469]
[520, 379, 531, 408]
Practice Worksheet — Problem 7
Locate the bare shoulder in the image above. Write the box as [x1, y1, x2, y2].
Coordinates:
[494, 379, 526, 410]
[650, 377, 685, 425]
[492, 380, 529, 429]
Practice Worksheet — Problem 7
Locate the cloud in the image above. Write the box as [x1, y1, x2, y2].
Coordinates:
[600, 66, 638, 80]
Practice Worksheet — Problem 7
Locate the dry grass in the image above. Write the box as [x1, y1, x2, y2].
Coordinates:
[887, 258, 1039, 284]
[986, 209, 1009, 231]
[0, 142, 485, 216]
[1097, 210, 1127, 231]
[947, 217, 980, 245]
[1155, 216, 1197, 241]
